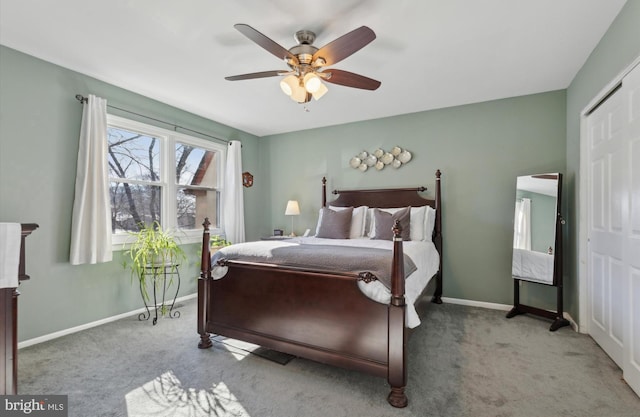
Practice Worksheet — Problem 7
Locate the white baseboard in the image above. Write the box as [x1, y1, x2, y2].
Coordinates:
[442, 297, 512, 311]
[442, 297, 579, 332]
[18, 293, 197, 349]
[565, 313, 579, 332]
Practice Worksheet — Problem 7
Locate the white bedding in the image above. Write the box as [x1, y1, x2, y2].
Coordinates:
[212, 237, 439, 328]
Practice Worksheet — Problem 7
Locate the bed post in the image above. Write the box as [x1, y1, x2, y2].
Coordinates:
[321, 176, 327, 207]
[198, 218, 213, 349]
[431, 169, 443, 304]
[387, 220, 408, 408]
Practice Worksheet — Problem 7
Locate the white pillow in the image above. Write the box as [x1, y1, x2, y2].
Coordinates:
[425, 205, 436, 241]
[367, 206, 426, 241]
[315, 205, 368, 239]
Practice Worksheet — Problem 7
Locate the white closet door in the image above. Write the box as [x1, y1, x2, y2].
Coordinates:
[586, 61, 640, 397]
[623, 62, 640, 397]
[587, 83, 626, 367]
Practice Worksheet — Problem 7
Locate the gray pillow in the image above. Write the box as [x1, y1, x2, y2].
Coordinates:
[372, 207, 411, 240]
[316, 207, 354, 239]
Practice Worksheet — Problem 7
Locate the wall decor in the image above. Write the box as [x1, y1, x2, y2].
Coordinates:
[242, 171, 254, 187]
[349, 147, 412, 172]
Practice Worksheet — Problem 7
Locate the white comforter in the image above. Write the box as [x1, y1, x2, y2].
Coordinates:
[212, 237, 440, 328]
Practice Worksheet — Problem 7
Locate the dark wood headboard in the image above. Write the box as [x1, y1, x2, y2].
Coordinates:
[322, 169, 440, 210]
[320, 169, 442, 249]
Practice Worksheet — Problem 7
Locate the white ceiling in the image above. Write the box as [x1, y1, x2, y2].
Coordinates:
[0, 0, 627, 137]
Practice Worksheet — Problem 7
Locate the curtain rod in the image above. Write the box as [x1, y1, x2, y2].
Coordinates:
[75, 94, 230, 144]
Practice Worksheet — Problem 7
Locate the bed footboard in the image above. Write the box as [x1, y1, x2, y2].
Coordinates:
[197, 219, 409, 407]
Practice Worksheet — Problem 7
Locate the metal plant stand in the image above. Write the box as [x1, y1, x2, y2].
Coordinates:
[138, 263, 181, 325]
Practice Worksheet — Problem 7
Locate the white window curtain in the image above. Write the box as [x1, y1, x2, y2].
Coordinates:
[69, 94, 112, 265]
[223, 140, 245, 244]
[513, 198, 531, 250]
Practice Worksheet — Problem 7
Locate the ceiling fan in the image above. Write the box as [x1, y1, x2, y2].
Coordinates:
[225, 24, 381, 104]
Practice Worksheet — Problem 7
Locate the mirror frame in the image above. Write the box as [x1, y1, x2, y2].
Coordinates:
[512, 173, 562, 285]
[552, 172, 562, 286]
[507, 172, 569, 331]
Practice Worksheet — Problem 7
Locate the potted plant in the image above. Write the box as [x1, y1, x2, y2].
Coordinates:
[124, 221, 186, 319]
[210, 235, 232, 251]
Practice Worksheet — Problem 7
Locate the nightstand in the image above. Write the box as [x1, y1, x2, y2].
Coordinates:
[260, 236, 292, 241]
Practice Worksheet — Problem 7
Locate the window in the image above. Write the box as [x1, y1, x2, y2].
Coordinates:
[107, 115, 225, 246]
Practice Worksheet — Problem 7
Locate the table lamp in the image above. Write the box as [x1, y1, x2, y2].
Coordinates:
[284, 200, 300, 236]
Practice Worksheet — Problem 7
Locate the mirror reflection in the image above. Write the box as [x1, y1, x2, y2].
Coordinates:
[512, 173, 559, 284]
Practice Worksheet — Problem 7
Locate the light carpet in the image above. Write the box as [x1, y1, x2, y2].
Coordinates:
[16, 298, 640, 417]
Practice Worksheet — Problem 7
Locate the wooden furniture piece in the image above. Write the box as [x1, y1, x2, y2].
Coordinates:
[506, 173, 569, 331]
[197, 170, 442, 407]
[1, 223, 38, 395]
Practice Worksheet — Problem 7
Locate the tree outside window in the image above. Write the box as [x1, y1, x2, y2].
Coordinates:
[107, 115, 224, 242]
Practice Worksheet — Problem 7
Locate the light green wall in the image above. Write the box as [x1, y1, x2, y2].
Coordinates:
[565, 0, 640, 319]
[0, 46, 263, 341]
[260, 91, 567, 307]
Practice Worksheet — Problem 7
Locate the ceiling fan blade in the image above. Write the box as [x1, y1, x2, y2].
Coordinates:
[225, 70, 284, 81]
[312, 26, 376, 66]
[323, 69, 381, 90]
[234, 24, 297, 62]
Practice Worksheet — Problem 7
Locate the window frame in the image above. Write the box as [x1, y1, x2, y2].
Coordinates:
[107, 114, 226, 249]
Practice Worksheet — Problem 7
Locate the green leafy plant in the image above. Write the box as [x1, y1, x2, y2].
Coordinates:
[124, 222, 186, 307]
[210, 235, 232, 249]
[195, 235, 231, 265]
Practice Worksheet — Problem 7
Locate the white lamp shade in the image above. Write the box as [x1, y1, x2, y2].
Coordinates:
[303, 73, 322, 93]
[280, 75, 298, 96]
[285, 200, 300, 216]
[312, 82, 328, 100]
[290, 83, 308, 103]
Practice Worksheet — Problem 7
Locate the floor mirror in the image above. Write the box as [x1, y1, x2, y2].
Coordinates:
[506, 173, 570, 331]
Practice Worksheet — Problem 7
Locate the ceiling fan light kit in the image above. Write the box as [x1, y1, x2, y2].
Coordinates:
[226, 24, 381, 104]
[280, 72, 325, 103]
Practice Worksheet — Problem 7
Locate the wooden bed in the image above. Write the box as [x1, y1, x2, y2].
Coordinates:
[197, 170, 442, 407]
